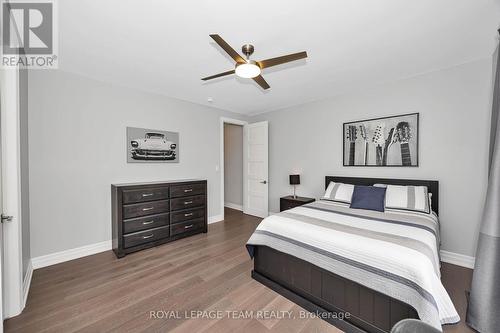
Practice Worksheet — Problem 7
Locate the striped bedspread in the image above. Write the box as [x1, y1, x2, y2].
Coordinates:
[246, 200, 459, 330]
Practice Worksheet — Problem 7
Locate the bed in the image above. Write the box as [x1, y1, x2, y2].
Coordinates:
[247, 176, 459, 333]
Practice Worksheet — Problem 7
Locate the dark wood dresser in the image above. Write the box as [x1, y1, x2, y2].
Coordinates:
[112, 180, 207, 258]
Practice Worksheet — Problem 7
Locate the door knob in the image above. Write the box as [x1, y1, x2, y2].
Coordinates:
[260, 180, 267, 184]
[1, 214, 13, 223]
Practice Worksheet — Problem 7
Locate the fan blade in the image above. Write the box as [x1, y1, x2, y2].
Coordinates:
[257, 51, 307, 69]
[253, 75, 270, 90]
[201, 70, 235, 81]
[209, 34, 246, 64]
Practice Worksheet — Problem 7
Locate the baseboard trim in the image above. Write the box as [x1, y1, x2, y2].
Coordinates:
[440, 250, 475, 269]
[224, 202, 243, 211]
[32, 215, 224, 269]
[208, 214, 224, 224]
[22, 259, 33, 308]
[32, 240, 112, 270]
[31, 233, 474, 273]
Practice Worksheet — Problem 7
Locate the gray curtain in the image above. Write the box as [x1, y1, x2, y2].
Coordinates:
[466, 42, 500, 332]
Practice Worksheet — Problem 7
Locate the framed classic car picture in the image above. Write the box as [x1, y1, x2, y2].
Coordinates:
[343, 113, 419, 167]
[126, 127, 179, 163]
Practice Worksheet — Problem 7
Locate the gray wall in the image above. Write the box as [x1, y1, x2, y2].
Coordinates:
[19, 68, 30, 277]
[28, 58, 493, 259]
[251, 58, 493, 257]
[28, 70, 247, 258]
[224, 123, 243, 207]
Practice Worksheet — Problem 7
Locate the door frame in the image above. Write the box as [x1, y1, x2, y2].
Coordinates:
[219, 117, 247, 221]
[0, 67, 24, 319]
[0, 5, 29, 322]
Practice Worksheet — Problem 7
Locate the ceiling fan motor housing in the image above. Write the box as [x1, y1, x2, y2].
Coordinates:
[242, 44, 255, 59]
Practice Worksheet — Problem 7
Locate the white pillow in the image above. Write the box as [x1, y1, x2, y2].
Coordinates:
[385, 185, 430, 214]
[323, 182, 354, 203]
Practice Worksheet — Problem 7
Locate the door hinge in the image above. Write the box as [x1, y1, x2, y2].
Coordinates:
[1, 214, 13, 223]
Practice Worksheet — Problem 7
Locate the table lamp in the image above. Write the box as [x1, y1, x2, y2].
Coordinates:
[289, 174, 300, 198]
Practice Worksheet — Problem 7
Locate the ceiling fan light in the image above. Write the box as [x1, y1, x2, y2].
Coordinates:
[235, 61, 261, 78]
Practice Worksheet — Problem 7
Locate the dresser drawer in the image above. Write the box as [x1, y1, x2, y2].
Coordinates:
[170, 195, 205, 211]
[171, 207, 205, 224]
[170, 218, 205, 237]
[123, 200, 169, 219]
[123, 225, 170, 248]
[170, 183, 205, 198]
[122, 187, 169, 204]
[123, 213, 169, 234]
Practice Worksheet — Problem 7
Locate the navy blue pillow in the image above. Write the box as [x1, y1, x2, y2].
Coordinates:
[349, 185, 386, 212]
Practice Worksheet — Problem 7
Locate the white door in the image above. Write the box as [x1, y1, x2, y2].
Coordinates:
[1, 67, 23, 321]
[243, 121, 269, 218]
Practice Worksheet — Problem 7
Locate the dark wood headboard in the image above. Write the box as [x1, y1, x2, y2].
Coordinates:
[325, 176, 439, 215]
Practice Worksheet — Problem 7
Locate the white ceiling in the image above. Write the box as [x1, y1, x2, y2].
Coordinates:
[59, 0, 500, 115]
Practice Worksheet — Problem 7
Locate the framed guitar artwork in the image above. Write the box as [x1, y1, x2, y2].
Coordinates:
[342, 113, 419, 167]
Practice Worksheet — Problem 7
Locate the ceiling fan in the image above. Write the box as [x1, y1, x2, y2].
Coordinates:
[202, 34, 307, 90]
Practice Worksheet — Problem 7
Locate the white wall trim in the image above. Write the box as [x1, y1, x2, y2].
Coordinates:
[208, 214, 224, 224]
[32, 240, 112, 270]
[224, 202, 243, 211]
[220, 117, 247, 222]
[28, 234, 474, 280]
[440, 250, 475, 269]
[30, 213, 227, 270]
[30, 213, 227, 269]
[22, 260, 33, 308]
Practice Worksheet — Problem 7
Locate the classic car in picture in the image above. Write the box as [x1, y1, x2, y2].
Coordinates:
[130, 132, 177, 160]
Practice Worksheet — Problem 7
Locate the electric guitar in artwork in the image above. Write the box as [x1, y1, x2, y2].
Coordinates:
[346, 125, 357, 166]
[395, 121, 412, 166]
[371, 124, 385, 166]
[382, 127, 396, 166]
[372, 124, 397, 166]
[359, 124, 369, 165]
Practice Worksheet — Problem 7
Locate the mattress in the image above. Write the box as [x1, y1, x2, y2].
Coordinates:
[246, 200, 459, 331]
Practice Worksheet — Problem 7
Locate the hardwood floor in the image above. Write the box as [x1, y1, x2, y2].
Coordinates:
[5, 208, 473, 333]
[441, 264, 474, 333]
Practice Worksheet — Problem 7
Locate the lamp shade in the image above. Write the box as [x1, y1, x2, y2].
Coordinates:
[289, 174, 300, 185]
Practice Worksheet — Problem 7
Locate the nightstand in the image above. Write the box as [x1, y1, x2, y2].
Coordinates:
[280, 196, 315, 212]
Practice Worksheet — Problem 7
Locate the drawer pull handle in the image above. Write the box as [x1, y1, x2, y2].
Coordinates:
[184, 189, 193, 193]
[184, 201, 193, 205]
[142, 234, 154, 239]
[184, 213, 193, 217]
[142, 220, 154, 225]
[184, 224, 194, 229]
[142, 207, 154, 211]
[142, 193, 154, 197]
